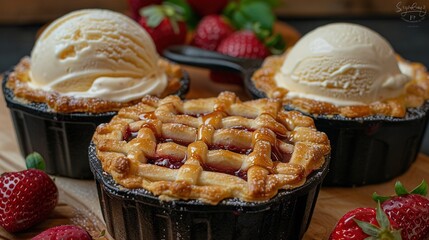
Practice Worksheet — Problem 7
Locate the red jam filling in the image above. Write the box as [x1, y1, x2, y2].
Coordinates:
[229, 126, 253, 131]
[271, 146, 292, 163]
[139, 111, 157, 120]
[209, 144, 252, 155]
[201, 163, 247, 180]
[126, 113, 293, 178]
[277, 134, 293, 144]
[147, 157, 185, 169]
[123, 126, 138, 142]
[158, 138, 191, 146]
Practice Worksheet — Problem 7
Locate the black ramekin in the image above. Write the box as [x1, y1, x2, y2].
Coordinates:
[246, 77, 429, 186]
[89, 143, 329, 240]
[2, 71, 189, 179]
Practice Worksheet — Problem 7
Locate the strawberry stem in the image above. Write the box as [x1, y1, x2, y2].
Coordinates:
[25, 152, 46, 170]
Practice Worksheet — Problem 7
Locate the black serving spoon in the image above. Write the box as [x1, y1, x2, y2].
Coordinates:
[163, 45, 267, 98]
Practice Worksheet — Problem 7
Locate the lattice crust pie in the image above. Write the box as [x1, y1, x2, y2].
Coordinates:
[6, 57, 183, 113]
[252, 55, 429, 118]
[93, 92, 330, 204]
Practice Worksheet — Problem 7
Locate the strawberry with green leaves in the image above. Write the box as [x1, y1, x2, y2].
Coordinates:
[32, 225, 92, 240]
[0, 153, 58, 233]
[139, 2, 187, 54]
[202, 0, 285, 84]
[330, 180, 429, 240]
[222, 0, 285, 55]
[374, 180, 429, 240]
[329, 203, 401, 240]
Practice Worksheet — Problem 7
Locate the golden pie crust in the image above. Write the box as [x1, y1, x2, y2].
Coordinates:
[92, 92, 330, 204]
[6, 57, 183, 113]
[252, 54, 429, 118]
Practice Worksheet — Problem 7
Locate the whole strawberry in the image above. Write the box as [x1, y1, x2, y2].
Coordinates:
[0, 153, 58, 233]
[186, 0, 229, 16]
[329, 205, 401, 240]
[0, 154, 58, 232]
[374, 180, 429, 240]
[192, 15, 234, 51]
[139, 3, 187, 54]
[217, 30, 270, 59]
[32, 225, 92, 240]
[211, 30, 270, 84]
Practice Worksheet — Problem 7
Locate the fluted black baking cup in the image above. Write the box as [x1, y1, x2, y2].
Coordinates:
[246, 77, 429, 186]
[89, 143, 329, 240]
[305, 104, 429, 186]
[2, 71, 189, 179]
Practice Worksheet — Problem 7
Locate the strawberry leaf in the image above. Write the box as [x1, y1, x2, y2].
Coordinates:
[223, 1, 274, 31]
[375, 201, 390, 229]
[140, 2, 184, 33]
[372, 192, 391, 204]
[410, 179, 428, 196]
[240, 0, 282, 9]
[164, 2, 185, 17]
[165, 0, 198, 28]
[239, 2, 274, 30]
[230, 11, 251, 30]
[265, 33, 286, 55]
[25, 152, 45, 170]
[223, 2, 239, 18]
[353, 203, 402, 240]
[394, 181, 409, 196]
[354, 219, 381, 236]
[146, 12, 164, 28]
[141, 6, 165, 28]
[223, 0, 286, 55]
[253, 22, 271, 40]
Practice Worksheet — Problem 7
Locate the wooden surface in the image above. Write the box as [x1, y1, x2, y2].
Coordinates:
[1, 66, 428, 239]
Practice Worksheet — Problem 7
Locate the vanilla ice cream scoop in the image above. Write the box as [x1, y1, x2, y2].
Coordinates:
[275, 23, 410, 106]
[30, 9, 167, 102]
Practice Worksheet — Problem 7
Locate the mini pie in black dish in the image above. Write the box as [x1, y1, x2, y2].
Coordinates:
[90, 92, 330, 239]
[2, 9, 189, 179]
[249, 23, 429, 186]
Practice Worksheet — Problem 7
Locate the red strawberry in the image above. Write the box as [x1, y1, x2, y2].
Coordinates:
[32, 225, 92, 240]
[375, 180, 429, 240]
[186, 0, 229, 16]
[192, 15, 234, 51]
[217, 30, 270, 59]
[329, 206, 401, 240]
[212, 30, 269, 84]
[139, 3, 187, 54]
[0, 168, 58, 233]
[127, 0, 162, 20]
